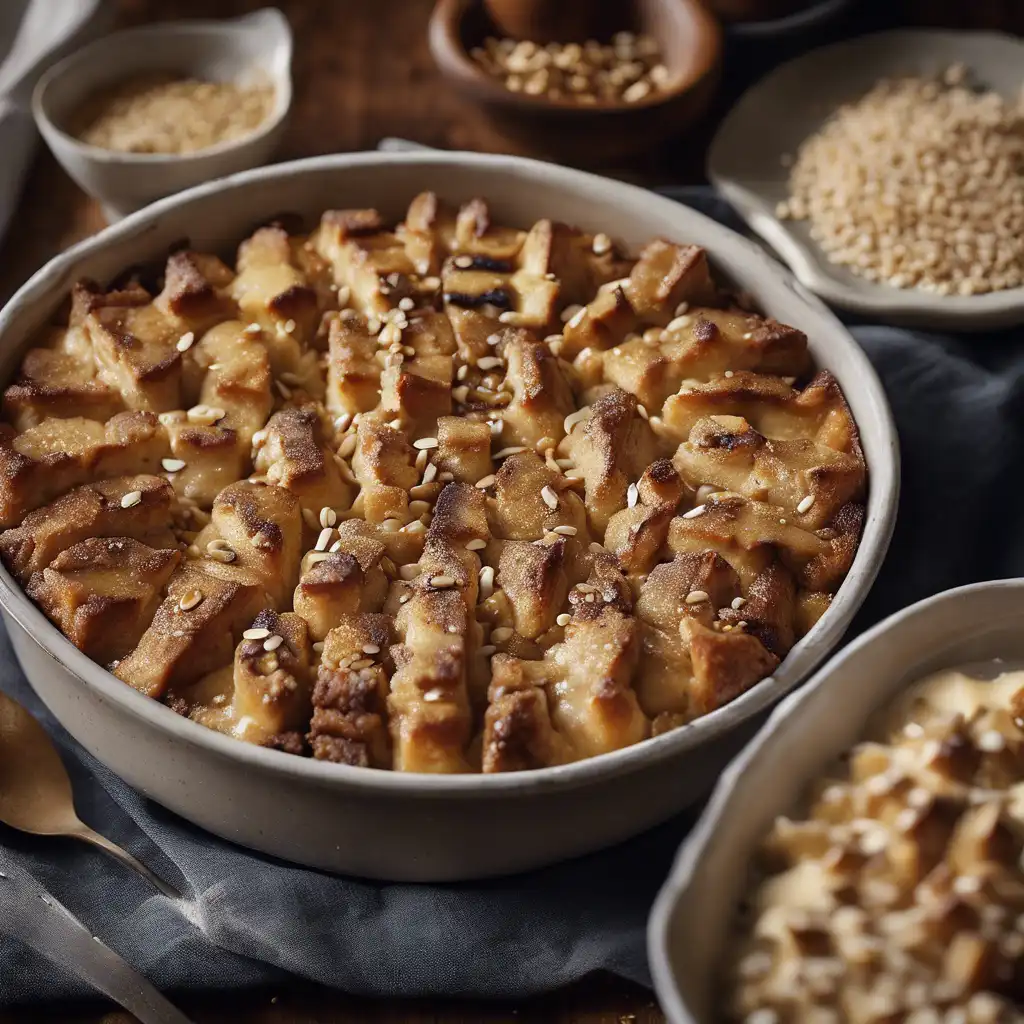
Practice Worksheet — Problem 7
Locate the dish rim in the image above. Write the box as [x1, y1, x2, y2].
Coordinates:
[30, 8, 293, 167]
[707, 28, 1024, 329]
[0, 149, 899, 796]
[647, 576, 1024, 1022]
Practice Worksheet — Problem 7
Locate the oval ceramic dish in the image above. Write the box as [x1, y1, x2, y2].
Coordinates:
[0, 152, 898, 881]
[648, 578, 1024, 1022]
[708, 30, 1024, 330]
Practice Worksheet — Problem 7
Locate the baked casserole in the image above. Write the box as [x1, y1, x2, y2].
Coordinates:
[0, 194, 866, 773]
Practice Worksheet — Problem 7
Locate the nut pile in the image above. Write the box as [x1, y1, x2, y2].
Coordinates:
[470, 32, 670, 104]
[725, 668, 1024, 1023]
[72, 74, 275, 155]
[777, 66, 1024, 296]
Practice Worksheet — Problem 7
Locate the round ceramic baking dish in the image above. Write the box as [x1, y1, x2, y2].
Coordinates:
[648, 578, 1024, 1022]
[0, 152, 899, 882]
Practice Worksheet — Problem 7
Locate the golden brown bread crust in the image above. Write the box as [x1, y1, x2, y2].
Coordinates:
[0, 194, 867, 773]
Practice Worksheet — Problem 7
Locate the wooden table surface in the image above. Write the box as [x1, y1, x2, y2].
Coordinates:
[1, 0, 1020, 1020]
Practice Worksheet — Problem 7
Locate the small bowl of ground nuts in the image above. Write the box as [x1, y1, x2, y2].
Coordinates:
[428, 0, 722, 165]
[32, 8, 292, 221]
[709, 29, 1024, 330]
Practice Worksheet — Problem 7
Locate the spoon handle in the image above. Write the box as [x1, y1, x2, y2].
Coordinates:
[0, 854, 194, 1024]
[74, 827, 183, 902]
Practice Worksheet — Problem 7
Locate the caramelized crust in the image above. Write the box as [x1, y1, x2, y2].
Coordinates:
[0, 195, 867, 773]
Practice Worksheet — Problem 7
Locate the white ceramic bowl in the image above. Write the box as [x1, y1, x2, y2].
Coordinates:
[0, 151, 899, 881]
[648, 578, 1024, 1022]
[708, 30, 1024, 330]
[31, 8, 292, 220]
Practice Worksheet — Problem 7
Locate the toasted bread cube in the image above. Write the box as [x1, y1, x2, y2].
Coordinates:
[76, 283, 186, 412]
[325, 314, 383, 417]
[154, 250, 235, 329]
[309, 612, 394, 766]
[544, 605, 648, 758]
[351, 418, 417, 523]
[163, 421, 248, 508]
[231, 226, 321, 351]
[314, 208, 416, 317]
[603, 459, 688, 574]
[398, 191, 457, 275]
[497, 539, 569, 640]
[389, 586, 473, 773]
[202, 482, 303, 607]
[3, 346, 124, 430]
[27, 537, 180, 664]
[114, 561, 266, 698]
[501, 332, 575, 448]
[490, 449, 590, 543]
[0, 412, 170, 526]
[378, 359, 453, 436]
[255, 405, 354, 514]
[672, 415, 865, 530]
[229, 609, 313, 745]
[558, 388, 661, 536]
[294, 552, 366, 640]
[0, 475, 176, 582]
[482, 655, 572, 772]
[666, 492, 825, 588]
[192, 320, 274, 442]
[682, 618, 779, 717]
[433, 417, 493, 485]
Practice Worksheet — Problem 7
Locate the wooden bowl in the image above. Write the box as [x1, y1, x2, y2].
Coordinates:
[428, 0, 722, 165]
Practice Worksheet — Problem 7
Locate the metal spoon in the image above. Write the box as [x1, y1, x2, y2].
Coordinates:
[0, 690, 181, 900]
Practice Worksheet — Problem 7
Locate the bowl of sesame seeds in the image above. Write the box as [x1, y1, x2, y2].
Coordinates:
[708, 30, 1024, 330]
[429, 0, 722, 164]
[32, 8, 292, 220]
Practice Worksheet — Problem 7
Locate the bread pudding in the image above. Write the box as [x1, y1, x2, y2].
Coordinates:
[725, 668, 1024, 1021]
[0, 194, 866, 773]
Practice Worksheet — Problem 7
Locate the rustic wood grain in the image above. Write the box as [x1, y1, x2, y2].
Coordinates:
[0, 1, 1019, 1021]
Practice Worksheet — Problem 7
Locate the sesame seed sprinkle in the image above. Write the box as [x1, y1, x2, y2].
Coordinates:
[120, 490, 143, 508]
[177, 589, 203, 612]
[797, 495, 815, 514]
[685, 590, 709, 605]
[627, 483, 639, 508]
[413, 437, 439, 450]
[263, 634, 284, 652]
[541, 485, 559, 510]
[176, 331, 195, 353]
[162, 458, 186, 473]
[683, 504, 706, 519]
[556, 613, 571, 627]
[243, 627, 271, 641]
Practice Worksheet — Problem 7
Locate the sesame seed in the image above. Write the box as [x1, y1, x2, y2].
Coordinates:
[666, 314, 693, 333]
[329, 540, 342, 553]
[466, 538, 487, 551]
[541, 484, 559, 510]
[314, 527, 334, 552]
[120, 490, 142, 508]
[312, 641, 324, 654]
[305, 551, 331, 566]
[978, 729, 1006, 752]
[491, 626, 513, 643]
[724, 370, 735, 378]
[421, 462, 438, 485]
[276, 381, 292, 399]
[479, 565, 495, 600]
[494, 446, 526, 459]
[176, 331, 195, 352]
[563, 407, 591, 434]
[556, 613, 571, 627]
[552, 525, 577, 536]
[243, 323, 262, 335]
[683, 504, 706, 519]
[283, 319, 296, 334]
[398, 297, 415, 311]
[477, 356, 503, 371]
[430, 574, 456, 588]
[636, 404, 649, 420]
[319, 507, 337, 529]
[177, 589, 203, 612]
[797, 495, 815, 514]
[497, 311, 522, 324]
[413, 437, 439, 450]
[453, 254, 473, 269]
[731, 596, 747, 610]
[489, 419, 504, 437]
[592, 232, 612, 255]
[476, 474, 496, 489]
[399, 564, 422, 581]
[626, 483, 639, 508]
[567, 306, 587, 329]
[674, 301, 689, 316]
[362, 643, 380, 655]
[243, 627, 271, 641]
[560, 303, 583, 323]
[161, 458, 186, 473]
[685, 590, 709, 605]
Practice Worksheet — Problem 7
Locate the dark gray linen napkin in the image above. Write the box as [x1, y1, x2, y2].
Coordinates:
[3, 188, 1024, 1005]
